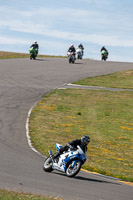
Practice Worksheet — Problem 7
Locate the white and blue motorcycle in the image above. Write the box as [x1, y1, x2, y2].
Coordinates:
[43, 143, 87, 177]
[76, 47, 83, 59]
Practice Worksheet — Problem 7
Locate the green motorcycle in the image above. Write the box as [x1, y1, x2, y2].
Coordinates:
[29, 47, 37, 60]
[101, 50, 108, 61]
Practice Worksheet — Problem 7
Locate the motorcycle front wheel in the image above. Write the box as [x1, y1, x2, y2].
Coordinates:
[66, 161, 81, 177]
[69, 57, 72, 63]
[102, 55, 107, 61]
[33, 55, 36, 60]
[72, 59, 75, 64]
[43, 157, 53, 172]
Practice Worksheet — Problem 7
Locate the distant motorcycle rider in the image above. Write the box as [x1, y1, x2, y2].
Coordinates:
[30, 41, 39, 55]
[68, 44, 76, 53]
[78, 43, 84, 55]
[68, 44, 76, 59]
[101, 46, 108, 56]
[53, 135, 90, 161]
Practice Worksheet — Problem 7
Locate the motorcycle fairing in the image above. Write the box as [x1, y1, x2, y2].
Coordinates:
[56, 143, 63, 151]
[51, 144, 87, 172]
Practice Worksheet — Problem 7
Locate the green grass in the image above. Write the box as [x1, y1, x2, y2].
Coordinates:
[73, 70, 133, 89]
[0, 190, 59, 200]
[0, 51, 66, 59]
[29, 87, 133, 182]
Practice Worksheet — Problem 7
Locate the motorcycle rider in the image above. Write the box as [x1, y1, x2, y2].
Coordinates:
[78, 43, 84, 56]
[101, 46, 109, 56]
[53, 135, 90, 161]
[30, 41, 39, 55]
[68, 44, 76, 59]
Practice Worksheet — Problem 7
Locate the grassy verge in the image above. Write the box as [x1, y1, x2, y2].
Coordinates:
[29, 79, 133, 182]
[73, 70, 133, 89]
[0, 189, 58, 200]
[0, 51, 30, 59]
[0, 51, 66, 59]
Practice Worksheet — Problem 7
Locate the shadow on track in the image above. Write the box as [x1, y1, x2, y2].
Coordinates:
[75, 175, 120, 185]
[51, 171, 120, 185]
[74, 62, 84, 65]
[36, 58, 48, 61]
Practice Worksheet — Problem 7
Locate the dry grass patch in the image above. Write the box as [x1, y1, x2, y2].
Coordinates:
[0, 51, 29, 59]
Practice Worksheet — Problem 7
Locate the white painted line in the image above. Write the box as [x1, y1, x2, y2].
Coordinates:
[25, 102, 45, 158]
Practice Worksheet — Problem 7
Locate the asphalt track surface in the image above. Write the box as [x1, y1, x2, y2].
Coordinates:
[0, 57, 133, 200]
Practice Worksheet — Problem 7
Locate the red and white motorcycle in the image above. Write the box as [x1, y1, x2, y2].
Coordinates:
[67, 50, 75, 63]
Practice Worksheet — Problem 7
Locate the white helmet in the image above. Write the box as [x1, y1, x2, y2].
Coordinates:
[34, 41, 37, 44]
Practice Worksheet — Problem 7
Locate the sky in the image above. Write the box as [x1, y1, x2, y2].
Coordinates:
[0, 0, 133, 62]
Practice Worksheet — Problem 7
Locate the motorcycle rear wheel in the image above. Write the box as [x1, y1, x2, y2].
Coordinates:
[66, 161, 81, 177]
[43, 157, 53, 172]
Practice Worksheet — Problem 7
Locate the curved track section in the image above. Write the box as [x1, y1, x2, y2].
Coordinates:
[0, 58, 132, 200]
